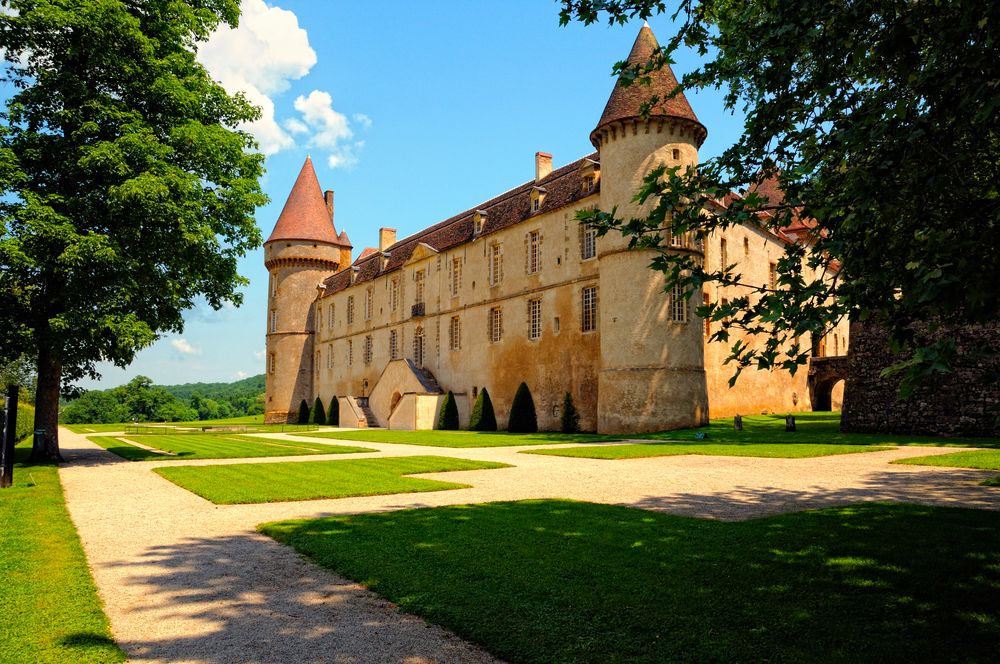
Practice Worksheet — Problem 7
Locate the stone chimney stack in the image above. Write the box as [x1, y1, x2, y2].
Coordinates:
[378, 227, 397, 251]
[324, 190, 334, 222]
[535, 152, 552, 182]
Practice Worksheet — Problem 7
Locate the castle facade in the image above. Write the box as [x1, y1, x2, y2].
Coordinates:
[263, 25, 849, 433]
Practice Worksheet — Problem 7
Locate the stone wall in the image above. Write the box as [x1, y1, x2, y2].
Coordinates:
[841, 320, 1000, 437]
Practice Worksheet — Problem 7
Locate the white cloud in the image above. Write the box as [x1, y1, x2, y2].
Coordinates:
[283, 118, 310, 135]
[235, 370, 249, 379]
[353, 113, 373, 130]
[171, 339, 200, 356]
[253, 350, 266, 361]
[294, 90, 352, 148]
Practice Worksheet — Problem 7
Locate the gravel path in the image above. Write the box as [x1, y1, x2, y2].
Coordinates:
[59, 427, 1000, 663]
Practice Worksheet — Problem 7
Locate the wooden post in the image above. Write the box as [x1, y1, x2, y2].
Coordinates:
[1, 385, 19, 489]
[734, 414, 743, 431]
[785, 415, 797, 432]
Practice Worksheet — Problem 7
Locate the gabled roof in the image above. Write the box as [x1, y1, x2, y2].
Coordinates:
[322, 153, 600, 296]
[592, 24, 706, 146]
[266, 156, 349, 246]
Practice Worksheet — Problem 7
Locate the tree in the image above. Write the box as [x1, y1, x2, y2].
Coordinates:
[560, 391, 580, 434]
[328, 396, 339, 426]
[0, 0, 266, 460]
[560, 0, 1000, 393]
[311, 397, 326, 426]
[468, 387, 497, 432]
[507, 382, 537, 433]
[437, 390, 459, 430]
[297, 400, 311, 425]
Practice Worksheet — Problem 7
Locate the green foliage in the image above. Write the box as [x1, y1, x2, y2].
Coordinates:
[89, 433, 371, 462]
[469, 387, 498, 432]
[437, 391, 460, 430]
[328, 396, 340, 426]
[524, 442, 890, 459]
[560, 391, 580, 433]
[15, 402, 34, 441]
[297, 400, 311, 425]
[559, 0, 1000, 392]
[261, 500, 1000, 663]
[312, 397, 326, 425]
[0, 0, 267, 458]
[165, 374, 265, 416]
[507, 382, 537, 433]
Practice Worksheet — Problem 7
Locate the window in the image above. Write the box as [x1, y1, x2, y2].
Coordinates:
[768, 262, 778, 290]
[270, 274, 276, 297]
[327, 344, 334, 369]
[347, 339, 353, 366]
[582, 286, 598, 332]
[489, 242, 503, 285]
[720, 238, 728, 270]
[389, 329, 399, 360]
[449, 256, 462, 296]
[703, 293, 711, 337]
[364, 335, 373, 365]
[328, 303, 334, 328]
[389, 277, 399, 311]
[833, 334, 839, 356]
[582, 174, 596, 193]
[670, 282, 688, 322]
[347, 296, 354, 324]
[580, 223, 597, 260]
[414, 269, 425, 305]
[532, 196, 541, 212]
[413, 326, 425, 366]
[317, 304, 323, 329]
[528, 298, 542, 340]
[672, 148, 680, 160]
[364, 288, 373, 320]
[489, 306, 503, 343]
[315, 351, 320, 377]
[269, 310, 277, 333]
[743, 237, 750, 256]
[268, 353, 275, 374]
[526, 230, 541, 274]
[449, 316, 461, 351]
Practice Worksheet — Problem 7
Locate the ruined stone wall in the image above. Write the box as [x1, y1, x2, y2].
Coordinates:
[841, 320, 1000, 437]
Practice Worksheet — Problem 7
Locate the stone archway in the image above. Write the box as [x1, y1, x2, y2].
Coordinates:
[808, 356, 849, 411]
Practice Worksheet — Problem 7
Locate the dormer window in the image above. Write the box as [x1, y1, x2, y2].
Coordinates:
[381, 251, 391, 271]
[580, 159, 600, 194]
[350, 265, 359, 284]
[473, 210, 487, 235]
[530, 186, 546, 213]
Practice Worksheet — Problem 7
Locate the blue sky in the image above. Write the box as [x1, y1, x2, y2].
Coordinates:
[81, 0, 745, 389]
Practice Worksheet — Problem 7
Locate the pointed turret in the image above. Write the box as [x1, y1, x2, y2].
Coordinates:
[591, 24, 706, 148]
[266, 156, 346, 245]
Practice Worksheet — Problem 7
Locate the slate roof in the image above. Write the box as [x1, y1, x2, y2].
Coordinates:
[266, 156, 350, 246]
[322, 153, 600, 296]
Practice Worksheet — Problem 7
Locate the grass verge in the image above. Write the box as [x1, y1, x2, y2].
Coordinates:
[291, 429, 619, 447]
[261, 499, 1000, 664]
[522, 442, 891, 459]
[88, 433, 374, 461]
[893, 449, 1000, 486]
[0, 443, 124, 663]
[154, 455, 509, 504]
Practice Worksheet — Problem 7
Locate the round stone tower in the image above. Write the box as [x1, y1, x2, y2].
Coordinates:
[593, 24, 710, 433]
[264, 156, 351, 423]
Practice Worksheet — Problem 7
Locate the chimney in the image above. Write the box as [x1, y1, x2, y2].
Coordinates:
[324, 189, 335, 222]
[535, 152, 552, 182]
[379, 227, 397, 251]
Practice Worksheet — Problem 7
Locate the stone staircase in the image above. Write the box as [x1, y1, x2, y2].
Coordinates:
[355, 397, 379, 428]
[406, 359, 444, 394]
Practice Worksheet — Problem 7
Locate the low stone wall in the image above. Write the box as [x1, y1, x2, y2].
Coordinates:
[841, 321, 1000, 437]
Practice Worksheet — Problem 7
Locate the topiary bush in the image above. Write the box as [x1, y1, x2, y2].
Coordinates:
[469, 387, 497, 431]
[312, 397, 326, 425]
[560, 391, 580, 433]
[297, 399, 311, 424]
[437, 391, 460, 430]
[15, 402, 34, 442]
[507, 382, 537, 433]
[328, 396, 339, 426]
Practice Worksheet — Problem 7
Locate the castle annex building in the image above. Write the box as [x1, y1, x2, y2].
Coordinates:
[263, 25, 849, 433]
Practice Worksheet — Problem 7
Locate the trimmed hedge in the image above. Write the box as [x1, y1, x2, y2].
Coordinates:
[15, 402, 34, 441]
[437, 391, 460, 430]
[560, 391, 580, 433]
[328, 396, 340, 426]
[297, 400, 311, 425]
[469, 387, 497, 431]
[312, 397, 326, 425]
[507, 382, 537, 433]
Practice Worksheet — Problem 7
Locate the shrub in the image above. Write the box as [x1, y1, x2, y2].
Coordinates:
[328, 396, 340, 426]
[560, 391, 580, 433]
[469, 387, 497, 431]
[15, 402, 34, 442]
[297, 399, 311, 424]
[437, 391, 460, 430]
[507, 382, 537, 433]
[312, 397, 326, 425]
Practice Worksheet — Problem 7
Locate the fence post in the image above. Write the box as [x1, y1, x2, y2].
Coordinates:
[1, 384, 19, 489]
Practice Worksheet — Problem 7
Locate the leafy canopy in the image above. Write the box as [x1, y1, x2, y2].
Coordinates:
[560, 0, 1000, 391]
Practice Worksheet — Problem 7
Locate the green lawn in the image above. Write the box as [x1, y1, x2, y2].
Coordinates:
[261, 499, 1000, 664]
[291, 429, 619, 447]
[893, 449, 1000, 486]
[154, 455, 510, 504]
[63, 415, 310, 434]
[88, 433, 374, 461]
[0, 443, 124, 663]
[523, 442, 891, 459]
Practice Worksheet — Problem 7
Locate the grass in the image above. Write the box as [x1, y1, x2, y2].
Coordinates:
[154, 455, 510, 504]
[893, 449, 1000, 486]
[523, 442, 891, 459]
[0, 442, 124, 663]
[62, 414, 310, 434]
[261, 499, 1000, 664]
[88, 433, 374, 461]
[291, 429, 619, 447]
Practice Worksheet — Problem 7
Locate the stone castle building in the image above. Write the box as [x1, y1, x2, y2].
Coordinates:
[263, 25, 849, 433]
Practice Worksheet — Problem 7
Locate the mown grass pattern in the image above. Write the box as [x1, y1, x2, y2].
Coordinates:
[154, 455, 510, 504]
[89, 433, 374, 461]
[291, 429, 619, 448]
[523, 442, 892, 459]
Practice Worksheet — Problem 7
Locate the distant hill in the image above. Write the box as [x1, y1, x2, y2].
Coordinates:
[161, 374, 265, 401]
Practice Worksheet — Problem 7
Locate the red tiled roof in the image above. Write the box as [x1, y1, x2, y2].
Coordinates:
[266, 156, 349, 245]
[322, 153, 600, 296]
[592, 24, 705, 145]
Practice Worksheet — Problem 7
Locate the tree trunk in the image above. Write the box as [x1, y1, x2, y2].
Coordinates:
[30, 343, 63, 462]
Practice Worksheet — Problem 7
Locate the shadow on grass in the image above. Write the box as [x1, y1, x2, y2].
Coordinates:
[260, 500, 1000, 664]
[59, 632, 120, 649]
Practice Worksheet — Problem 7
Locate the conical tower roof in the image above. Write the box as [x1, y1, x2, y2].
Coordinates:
[591, 24, 706, 146]
[266, 156, 342, 245]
